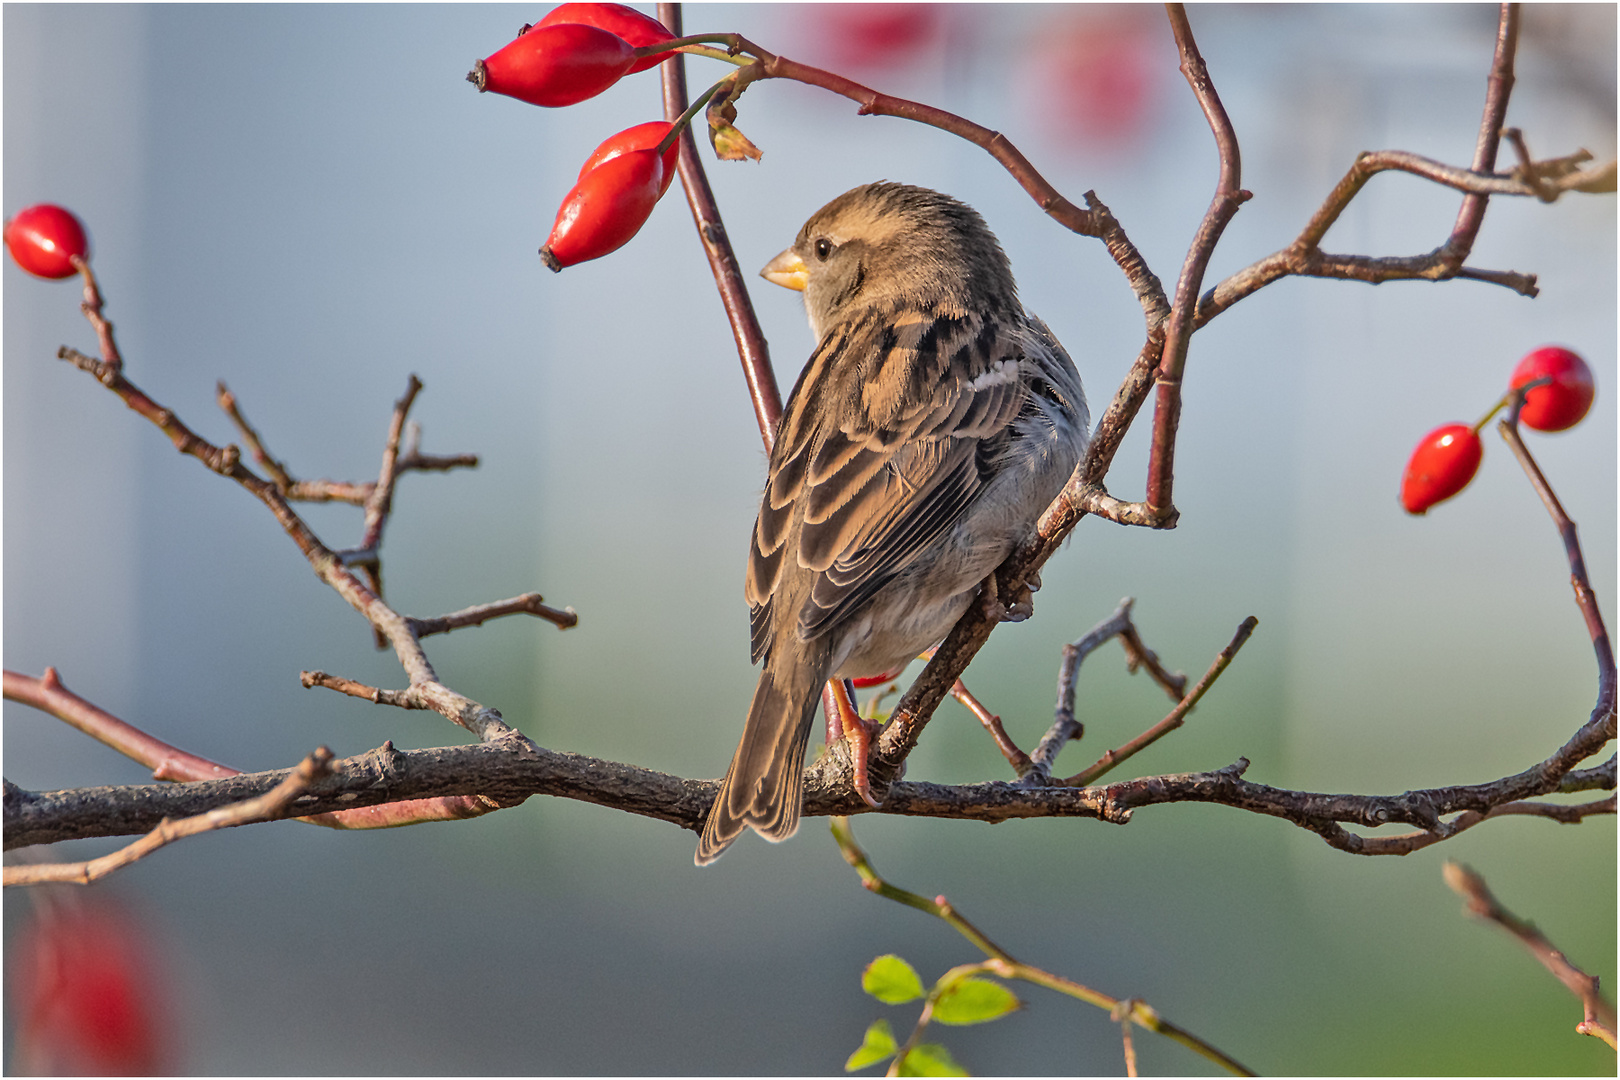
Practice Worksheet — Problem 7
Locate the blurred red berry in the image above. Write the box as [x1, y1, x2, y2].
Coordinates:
[811, 4, 941, 71]
[1401, 423, 1483, 515]
[541, 148, 665, 270]
[1027, 10, 1158, 149]
[468, 23, 634, 107]
[536, 3, 677, 74]
[1509, 346, 1595, 432]
[4, 204, 89, 279]
[10, 901, 170, 1075]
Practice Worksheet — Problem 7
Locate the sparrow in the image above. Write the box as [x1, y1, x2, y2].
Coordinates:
[696, 182, 1089, 865]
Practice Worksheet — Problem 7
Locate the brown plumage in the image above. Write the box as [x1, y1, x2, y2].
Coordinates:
[696, 183, 1089, 865]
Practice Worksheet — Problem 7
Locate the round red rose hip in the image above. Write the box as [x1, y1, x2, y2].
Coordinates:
[1509, 346, 1595, 432]
[4, 204, 89, 279]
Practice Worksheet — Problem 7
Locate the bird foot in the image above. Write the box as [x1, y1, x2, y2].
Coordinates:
[828, 678, 883, 808]
[980, 571, 1039, 623]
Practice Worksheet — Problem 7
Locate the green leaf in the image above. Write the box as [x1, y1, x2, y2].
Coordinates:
[862, 955, 925, 1004]
[898, 1043, 968, 1077]
[845, 1019, 899, 1072]
[931, 977, 1021, 1026]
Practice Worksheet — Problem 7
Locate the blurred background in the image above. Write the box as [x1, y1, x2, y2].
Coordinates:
[4, 3, 1614, 1074]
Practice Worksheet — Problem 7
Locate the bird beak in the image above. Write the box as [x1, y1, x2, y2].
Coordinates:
[760, 248, 808, 292]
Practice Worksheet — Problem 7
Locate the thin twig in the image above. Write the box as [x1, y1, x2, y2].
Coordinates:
[4, 667, 235, 783]
[1066, 617, 1258, 787]
[951, 679, 1032, 775]
[59, 300, 520, 743]
[1443, 861, 1617, 1048]
[1030, 598, 1187, 778]
[3, 668, 504, 831]
[408, 593, 579, 636]
[1113, 999, 1141, 1078]
[830, 817, 1255, 1076]
[4, 749, 336, 887]
[1146, 4, 1250, 519]
[659, 3, 781, 450]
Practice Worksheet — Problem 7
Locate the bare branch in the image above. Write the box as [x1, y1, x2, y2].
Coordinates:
[1444, 861, 1618, 1048]
[1146, 4, 1251, 519]
[4, 749, 335, 887]
[408, 593, 580, 636]
[1065, 616, 1258, 787]
[659, 3, 782, 450]
[4, 667, 234, 783]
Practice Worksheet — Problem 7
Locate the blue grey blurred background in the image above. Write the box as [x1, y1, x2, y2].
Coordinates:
[4, 4, 1614, 1074]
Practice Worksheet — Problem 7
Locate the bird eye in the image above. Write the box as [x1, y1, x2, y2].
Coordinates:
[813, 237, 833, 261]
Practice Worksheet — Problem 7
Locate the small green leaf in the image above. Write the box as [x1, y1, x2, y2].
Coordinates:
[931, 977, 1021, 1026]
[845, 1019, 899, 1072]
[898, 1043, 968, 1077]
[862, 955, 925, 1004]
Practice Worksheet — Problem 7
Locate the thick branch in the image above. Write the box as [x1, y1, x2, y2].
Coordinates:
[4, 749, 335, 886]
[9, 732, 1611, 852]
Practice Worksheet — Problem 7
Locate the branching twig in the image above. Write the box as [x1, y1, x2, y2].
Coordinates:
[3, 668, 504, 831]
[4, 749, 336, 887]
[1066, 616, 1258, 787]
[408, 593, 579, 636]
[57, 300, 525, 744]
[830, 817, 1255, 1076]
[1443, 861, 1617, 1048]
[1030, 598, 1186, 779]
[1145, 3, 1251, 520]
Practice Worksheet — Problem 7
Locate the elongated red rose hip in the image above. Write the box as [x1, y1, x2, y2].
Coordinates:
[1509, 346, 1595, 432]
[536, 3, 678, 73]
[4, 203, 89, 279]
[1400, 423, 1483, 515]
[468, 23, 634, 107]
[541, 148, 664, 270]
[579, 121, 681, 196]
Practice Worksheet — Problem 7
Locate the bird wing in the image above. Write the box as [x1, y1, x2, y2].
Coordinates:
[746, 307, 1027, 663]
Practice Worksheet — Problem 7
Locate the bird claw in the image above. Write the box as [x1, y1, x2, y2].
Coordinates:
[829, 678, 884, 808]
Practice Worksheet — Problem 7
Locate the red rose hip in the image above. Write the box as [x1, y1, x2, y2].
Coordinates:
[540, 148, 665, 270]
[536, 3, 678, 73]
[1400, 423, 1483, 515]
[579, 121, 681, 196]
[1509, 346, 1595, 432]
[4, 204, 89, 279]
[468, 22, 634, 107]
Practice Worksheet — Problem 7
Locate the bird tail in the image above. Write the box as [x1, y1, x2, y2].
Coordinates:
[695, 665, 822, 866]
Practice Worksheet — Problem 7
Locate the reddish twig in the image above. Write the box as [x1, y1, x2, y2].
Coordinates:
[1443, 861, 1618, 1048]
[951, 679, 1032, 776]
[660, 3, 782, 449]
[1066, 616, 1257, 787]
[4, 749, 337, 887]
[3, 668, 503, 831]
[1194, 6, 1586, 324]
[4, 668, 235, 783]
[1145, 4, 1251, 520]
